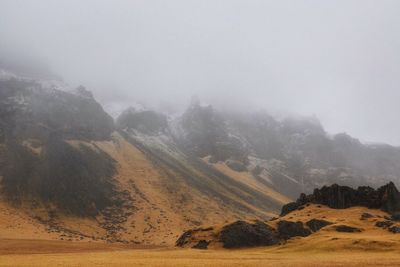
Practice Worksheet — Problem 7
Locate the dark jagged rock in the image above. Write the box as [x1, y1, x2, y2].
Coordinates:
[280, 193, 309, 216]
[0, 79, 118, 217]
[375, 221, 394, 229]
[192, 240, 210, 249]
[281, 183, 400, 217]
[176, 230, 193, 247]
[219, 221, 280, 248]
[117, 108, 168, 135]
[277, 221, 311, 239]
[391, 214, 400, 221]
[376, 182, 400, 216]
[306, 219, 333, 232]
[335, 225, 362, 233]
[2, 137, 118, 216]
[0, 80, 115, 142]
[360, 213, 374, 220]
[312, 184, 368, 209]
[280, 202, 302, 217]
[389, 226, 400, 233]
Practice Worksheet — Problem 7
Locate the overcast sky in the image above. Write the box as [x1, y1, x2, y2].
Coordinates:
[0, 0, 400, 144]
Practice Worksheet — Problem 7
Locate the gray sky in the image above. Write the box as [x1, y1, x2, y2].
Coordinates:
[1, 0, 400, 145]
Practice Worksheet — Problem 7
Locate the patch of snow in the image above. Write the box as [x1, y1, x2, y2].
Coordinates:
[125, 128, 187, 161]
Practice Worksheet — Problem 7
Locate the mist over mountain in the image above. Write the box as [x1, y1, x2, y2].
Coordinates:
[2, 2, 400, 265]
[1, 0, 400, 145]
[2, 62, 400, 198]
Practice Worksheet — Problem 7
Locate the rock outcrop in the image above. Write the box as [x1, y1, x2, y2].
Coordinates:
[277, 221, 311, 239]
[375, 221, 393, 229]
[306, 219, 333, 232]
[389, 226, 400, 233]
[335, 225, 362, 233]
[360, 213, 374, 220]
[0, 78, 119, 216]
[219, 221, 280, 248]
[176, 183, 400, 250]
[175, 221, 281, 249]
[175, 230, 194, 247]
[192, 240, 210, 249]
[281, 182, 400, 217]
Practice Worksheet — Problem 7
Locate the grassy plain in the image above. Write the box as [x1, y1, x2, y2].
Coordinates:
[1, 240, 400, 267]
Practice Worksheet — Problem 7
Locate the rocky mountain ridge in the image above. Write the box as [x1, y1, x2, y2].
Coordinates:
[117, 100, 400, 200]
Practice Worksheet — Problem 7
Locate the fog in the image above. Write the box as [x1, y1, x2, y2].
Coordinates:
[1, 0, 400, 144]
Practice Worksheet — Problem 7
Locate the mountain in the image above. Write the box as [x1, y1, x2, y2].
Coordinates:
[0, 69, 289, 245]
[1, 64, 400, 247]
[170, 102, 400, 198]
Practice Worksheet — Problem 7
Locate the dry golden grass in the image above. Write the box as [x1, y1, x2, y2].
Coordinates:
[2, 205, 400, 266]
[1, 245, 400, 267]
[93, 133, 250, 245]
[0, 202, 57, 240]
[0, 132, 286, 247]
[9, 133, 295, 246]
[178, 204, 400, 250]
[212, 162, 291, 206]
[5, 134, 400, 266]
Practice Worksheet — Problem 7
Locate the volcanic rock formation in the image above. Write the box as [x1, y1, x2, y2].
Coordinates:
[280, 182, 400, 217]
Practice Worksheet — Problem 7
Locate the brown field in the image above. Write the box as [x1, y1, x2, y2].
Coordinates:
[1, 240, 400, 267]
[2, 204, 400, 266]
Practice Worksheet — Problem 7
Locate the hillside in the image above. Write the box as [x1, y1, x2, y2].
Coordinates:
[176, 183, 400, 251]
[3, 185, 400, 266]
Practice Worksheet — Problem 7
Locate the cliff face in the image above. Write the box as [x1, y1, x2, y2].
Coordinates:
[0, 78, 118, 216]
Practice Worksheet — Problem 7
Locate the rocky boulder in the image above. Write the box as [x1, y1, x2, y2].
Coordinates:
[335, 225, 362, 233]
[192, 240, 210, 249]
[389, 226, 400, 234]
[375, 221, 393, 229]
[306, 219, 333, 232]
[176, 230, 193, 247]
[277, 220, 311, 239]
[219, 221, 280, 248]
[375, 182, 400, 216]
[360, 213, 374, 220]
